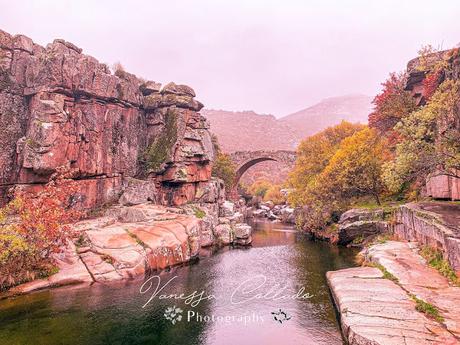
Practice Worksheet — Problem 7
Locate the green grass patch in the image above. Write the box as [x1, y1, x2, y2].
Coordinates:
[410, 294, 444, 322]
[419, 246, 459, 285]
[127, 231, 148, 249]
[192, 206, 206, 219]
[369, 262, 399, 283]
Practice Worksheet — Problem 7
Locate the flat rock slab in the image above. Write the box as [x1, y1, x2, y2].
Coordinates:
[366, 241, 460, 338]
[327, 267, 458, 345]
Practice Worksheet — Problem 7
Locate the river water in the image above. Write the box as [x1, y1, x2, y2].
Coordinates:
[0, 220, 358, 345]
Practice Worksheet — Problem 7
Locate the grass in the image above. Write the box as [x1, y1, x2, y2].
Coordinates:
[374, 263, 399, 283]
[127, 231, 148, 249]
[192, 206, 206, 219]
[368, 234, 394, 246]
[410, 294, 444, 322]
[419, 246, 459, 285]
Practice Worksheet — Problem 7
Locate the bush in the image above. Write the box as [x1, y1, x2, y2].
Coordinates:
[263, 184, 286, 204]
[212, 152, 236, 190]
[0, 168, 83, 290]
[248, 180, 272, 199]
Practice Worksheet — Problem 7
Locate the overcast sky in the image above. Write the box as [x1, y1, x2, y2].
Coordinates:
[1, 0, 459, 116]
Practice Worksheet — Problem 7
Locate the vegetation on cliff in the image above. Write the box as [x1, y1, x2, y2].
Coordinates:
[0, 169, 83, 290]
[142, 109, 178, 172]
[211, 136, 237, 190]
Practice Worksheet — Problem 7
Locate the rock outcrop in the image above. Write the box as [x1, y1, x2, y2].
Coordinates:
[405, 49, 460, 201]
[394, 202, 460, 273]
[7, 202, 253, 295]
[327, 265, 457, 345]
[0, 29, 213, 208]
[365, 241, 460, 339]
[337, 208, 389, 245]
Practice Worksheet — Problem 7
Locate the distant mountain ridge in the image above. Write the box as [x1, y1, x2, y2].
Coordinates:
[203, 94, 373, 153]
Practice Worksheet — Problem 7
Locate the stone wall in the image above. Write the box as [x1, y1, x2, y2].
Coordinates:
[0, 29, 215, 208]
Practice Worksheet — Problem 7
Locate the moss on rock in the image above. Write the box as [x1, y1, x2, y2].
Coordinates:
[142, 109, 178, 172]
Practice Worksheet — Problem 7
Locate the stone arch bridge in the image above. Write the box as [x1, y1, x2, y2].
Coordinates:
[229, 150, 297, 187]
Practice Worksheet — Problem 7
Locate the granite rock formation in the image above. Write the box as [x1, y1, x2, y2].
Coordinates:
[405, 49, 460, 201]
[0, 29, 214, 208]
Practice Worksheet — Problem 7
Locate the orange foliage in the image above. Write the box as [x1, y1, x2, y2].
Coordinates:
[0, 167, 83, 289]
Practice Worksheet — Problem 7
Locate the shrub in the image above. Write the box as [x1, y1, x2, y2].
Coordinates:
[263, 184, 286, 204]
[0, 168, 83, 290]
[248, 180, 272, 199]
[212, 152, 236, 190]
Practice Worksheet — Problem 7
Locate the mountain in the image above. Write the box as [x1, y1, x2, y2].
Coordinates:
[279, 94, 373, 141]
[201, 110, 298, 152]
[203, 94, 373, 153]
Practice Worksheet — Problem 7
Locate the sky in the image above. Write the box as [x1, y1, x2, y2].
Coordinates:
[1, 0, 459, 117]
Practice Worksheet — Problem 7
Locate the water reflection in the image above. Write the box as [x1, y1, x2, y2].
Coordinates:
[0, 220, 357, 345]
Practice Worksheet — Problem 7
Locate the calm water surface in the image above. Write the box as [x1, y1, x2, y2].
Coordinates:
[0, 220, 358, 345]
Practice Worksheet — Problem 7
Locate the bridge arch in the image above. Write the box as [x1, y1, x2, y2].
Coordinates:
[229, 150, 297, 187]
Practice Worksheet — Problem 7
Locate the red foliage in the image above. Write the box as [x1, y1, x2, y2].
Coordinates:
[422, 70, 441, 101]
[368, 72, 417, 137]
[12, 168, 83, 256]
[0, 167, 84, 289]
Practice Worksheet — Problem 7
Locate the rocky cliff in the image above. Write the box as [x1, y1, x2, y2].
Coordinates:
[0, 29, 214, 208]
[405, 49, 460, 201]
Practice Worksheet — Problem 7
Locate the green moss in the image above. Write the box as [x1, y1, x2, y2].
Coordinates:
[142, 109, 177, 172]
[352, 234, 364, 245]
[410, 294, 444, 322]
[25, 138, 40, 149]
[420, 246, 459, 285]
[192, 206, 206, 219]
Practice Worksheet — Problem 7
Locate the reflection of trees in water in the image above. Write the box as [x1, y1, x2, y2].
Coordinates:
[0, 221, 358, 345]
[290, 236, 359, 326]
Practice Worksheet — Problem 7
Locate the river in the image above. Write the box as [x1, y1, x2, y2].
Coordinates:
[0, 220, 358, 345]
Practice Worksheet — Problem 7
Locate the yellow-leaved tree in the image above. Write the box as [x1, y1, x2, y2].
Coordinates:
[288, 121, 365, 206]
[319, 127, 389, 205]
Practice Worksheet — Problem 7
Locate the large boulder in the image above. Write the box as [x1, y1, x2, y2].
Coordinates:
[337, 208, 388, 245]
[233, 223, 252, 246]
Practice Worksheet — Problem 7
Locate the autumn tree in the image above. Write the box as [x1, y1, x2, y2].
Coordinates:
[368, 72, 417, 136]
[0, 168, 83, 290]
[383, 79, 460, 193]
[248, 180, 272, 198]
[263, 184, 287, 205]
[319, 127, 389, 205]
[288, 121, 365, 206]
